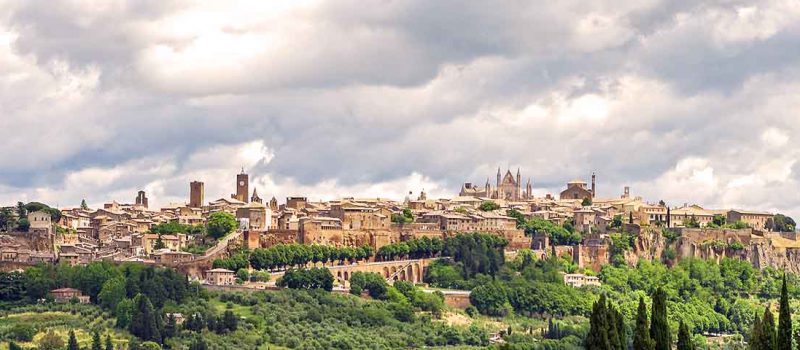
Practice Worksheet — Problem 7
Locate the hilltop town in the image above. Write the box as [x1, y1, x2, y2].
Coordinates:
[0, 167, 796, 287]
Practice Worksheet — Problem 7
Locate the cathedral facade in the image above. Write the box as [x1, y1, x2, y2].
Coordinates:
[459, 167, 533, 200]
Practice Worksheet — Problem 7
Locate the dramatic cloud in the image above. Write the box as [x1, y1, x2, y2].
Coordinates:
[1, 0, 800, 217]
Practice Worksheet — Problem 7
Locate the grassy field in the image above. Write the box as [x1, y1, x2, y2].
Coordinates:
[0, 305, 129, 350]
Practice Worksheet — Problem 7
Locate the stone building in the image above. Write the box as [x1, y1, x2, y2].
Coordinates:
[559, 179, 593, 201]
[189, 181, 204, 208]
[563, 273, 601, 288]
[135, 191, 149, 208]
[727, 210, 773, 230]
[232, 169, 249, 203]
[205, 268, 235, 285]
[329, 202, 390, 230]
[236, 201, 270, 231]
[28, 211, 53, 235]
[51, 288, 90, 303]
[460, 167, 533, 200]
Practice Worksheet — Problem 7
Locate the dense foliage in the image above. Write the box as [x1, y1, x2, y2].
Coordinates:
[377, 236, 444, 260]
[206, 211, 237, 239]
[276, 268, 334, 291]
[520, 217, 582, 245]
[248, 243, 374, 270]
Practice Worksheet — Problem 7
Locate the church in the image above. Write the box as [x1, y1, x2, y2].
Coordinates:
[459, 167, 533, 200]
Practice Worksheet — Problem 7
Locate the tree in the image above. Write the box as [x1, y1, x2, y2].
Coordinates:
[611, 215, 623, 228]
[277, 268, 334, 291]
[223, 310, 238, 332]
[582, 197, 593, 206]
[81, 199, 89, 210]
[207, 212, 237, 239]
[99, 277, 127, 310]
[470, 282, 509, 316]
[750, 312, 763, 350]
[105, 335, 114, 350]
[683, 215, 700, 228]
[92, 331, 102, 350]
[760, 307, 777, 350]
[38, 329, 63, 350]
[610, 305, 625, 350]
[16, 202, 26, 218]
[153, 236, 166, 250]
[16, 218, 29, 232]
[9, 323, 35, 342]
[711, 214, 726, 227]
[677, 320, 694, 350]
[236, 268, 249, 282]
[8, 341, 22, 350]
[67, 330, 80, 350]
[115, 298, 134, 328]
[778, 274, 792, 350]
[129, 294, 162, 343]
[770, 214, 796, 232]
[633, 297, 655, 350]
[479, 201, 500, 211]
[164, 313, 177, 339]
[0, 207, 16, 232]
[586, 295, 611, 350]
[350, 272, 388, 299]
[650, 288, 671, 350]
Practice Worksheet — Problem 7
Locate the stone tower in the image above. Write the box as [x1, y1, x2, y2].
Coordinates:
[269, 196, 278, 211]
[233, 168, 249, 203]
[526, 178, 533, 199]
[516, 168, 521, 200]
[496, 167, 501, 193]
[135, 191, 148, 208]
[591, 172, 596, 198]
[190, 181, 204, 208]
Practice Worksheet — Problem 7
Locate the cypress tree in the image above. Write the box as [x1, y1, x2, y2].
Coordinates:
[634, 297, 655, 350]
[206, 313, 217, 332]
[164, 313, 177, 338]
[608, 304, 622, 350]
[8, 341, 22, 350]
[223, 310, 238, 332]
[779, 274, 792, 350]
[750, 313, 762, 350]
[67, 329, 80, 350]
[129, 294, 162, 343]
[614, 306, 626, 350]
[650, 288, 671, 350]
[587, 295, 611, 350]
[762, 307, 777, 350]
[677, 320, 694, 350]
[92, 331, 102, 350]
[105, 334, 114, 350]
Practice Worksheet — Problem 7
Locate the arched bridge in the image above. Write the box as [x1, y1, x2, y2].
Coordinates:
[328, 259, 432, 284]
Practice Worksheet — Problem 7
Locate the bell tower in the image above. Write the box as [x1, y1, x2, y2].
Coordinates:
[233, 168, 249, 203]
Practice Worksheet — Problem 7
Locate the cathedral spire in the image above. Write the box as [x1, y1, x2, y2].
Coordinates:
[251, 187, 262, 203]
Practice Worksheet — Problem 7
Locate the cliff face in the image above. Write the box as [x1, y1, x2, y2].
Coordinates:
[623, 227, 800, 273]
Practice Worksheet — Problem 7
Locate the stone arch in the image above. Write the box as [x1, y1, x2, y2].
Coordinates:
[406, 265, 414, 283]
[383, 266, 390, 278]
[344, 271, 349, 281]
[337, 271, 342, 279]
[399, 269, 406, 281]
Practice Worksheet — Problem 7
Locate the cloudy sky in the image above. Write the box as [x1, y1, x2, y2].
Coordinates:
[1, 0, 800, 216]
